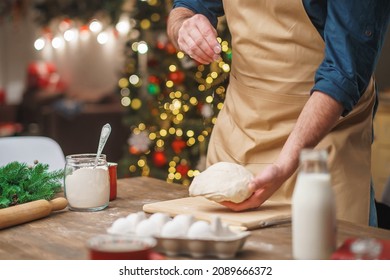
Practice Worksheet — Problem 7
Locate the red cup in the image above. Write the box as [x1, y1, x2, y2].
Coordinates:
[87, 234, 157, 260]
[108, 162, 118, 201]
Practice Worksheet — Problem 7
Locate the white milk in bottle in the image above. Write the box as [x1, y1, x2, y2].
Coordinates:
[292, 149, 336, 259]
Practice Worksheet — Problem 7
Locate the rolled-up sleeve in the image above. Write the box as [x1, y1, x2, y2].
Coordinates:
[173, 0, 224, 27]
[311, 0, 390, 116]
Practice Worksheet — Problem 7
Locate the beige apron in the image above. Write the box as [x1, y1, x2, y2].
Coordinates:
[207, 0, 375, 225]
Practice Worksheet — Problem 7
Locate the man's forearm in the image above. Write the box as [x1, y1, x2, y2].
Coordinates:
[167, 7, 195, 49]
[276, 91, 343, 178]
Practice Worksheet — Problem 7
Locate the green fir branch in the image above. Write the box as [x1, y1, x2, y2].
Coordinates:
[0, 161, 64, 208]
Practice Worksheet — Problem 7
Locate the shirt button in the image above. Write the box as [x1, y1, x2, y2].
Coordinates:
[365, 30, 372, 37]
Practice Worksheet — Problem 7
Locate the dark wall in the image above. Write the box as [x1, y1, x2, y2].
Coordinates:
[376, 31, 390, 92]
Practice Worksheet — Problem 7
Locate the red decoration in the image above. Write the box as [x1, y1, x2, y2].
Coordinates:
[148, 75, 160, 84]
[153, 151, 167, 167]
[171, 138, 186, 154]
[27, 61, 67, 91]
[59, 18, 72, 31]
[168, 71, 185, 84]
[42, 27, 53, 41]
[0, 88, 5, 105]
[156, 41, 165, 50]
[165, 42, 177, 54]
[176, 163, 189, 177]
[80, 25, 89, 34]
[129, 146, 142, 155]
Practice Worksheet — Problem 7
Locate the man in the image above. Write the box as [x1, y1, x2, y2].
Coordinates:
[167, 0, 390, 226]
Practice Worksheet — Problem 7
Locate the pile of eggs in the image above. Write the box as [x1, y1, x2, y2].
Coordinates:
[107, 212, 250, 258]
[107, 211, 237, 239]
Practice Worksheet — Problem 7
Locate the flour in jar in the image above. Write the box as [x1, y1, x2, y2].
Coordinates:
[65, 167, 110, 209]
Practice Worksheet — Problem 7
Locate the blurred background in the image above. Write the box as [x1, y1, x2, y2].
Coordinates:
[0, 0, 232, 187]
[0, 0, 389, 202]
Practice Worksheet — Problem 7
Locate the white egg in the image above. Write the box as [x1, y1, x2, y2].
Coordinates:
[148, 212, 171, 230]
[126, 211, 146, 232]
[210, 216, 236, 237]
[172, 214, 195, 229]
[135, 219, 159, 237]
[160, 220, 187, 238]
[187, 220, 215, 239]
[108, 217, 133, 234]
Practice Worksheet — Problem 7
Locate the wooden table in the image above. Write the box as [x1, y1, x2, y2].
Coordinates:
[0, 177, 389, 260]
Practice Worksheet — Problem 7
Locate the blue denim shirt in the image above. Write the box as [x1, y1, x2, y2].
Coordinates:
[173, 0, 390, 116]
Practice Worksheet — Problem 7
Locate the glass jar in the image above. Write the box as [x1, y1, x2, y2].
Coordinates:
[292, 149, 336, 259]
[64, 153, 110, 211]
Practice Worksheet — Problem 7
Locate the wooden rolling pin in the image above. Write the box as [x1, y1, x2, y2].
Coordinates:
[0, 197, 68, 229]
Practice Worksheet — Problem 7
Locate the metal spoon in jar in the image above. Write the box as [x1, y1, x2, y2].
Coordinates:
[94, 123, 111, 167]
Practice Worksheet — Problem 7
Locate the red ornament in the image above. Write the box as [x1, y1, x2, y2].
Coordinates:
[129, 146, 140, 155]
[176, 163, 189, 177]
[156, 41, 165, 50]
[153, 151, 167, 167]
[172, 138, 186, 154]
[165, 42, 177, 54]
[27, 61, 67, 91]
[148, 75, 160, 84]
[168, 71, 185, 84]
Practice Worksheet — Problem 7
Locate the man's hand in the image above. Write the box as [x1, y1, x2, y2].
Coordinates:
[167, 8, 221, 64]
[220, 164, 286, 211]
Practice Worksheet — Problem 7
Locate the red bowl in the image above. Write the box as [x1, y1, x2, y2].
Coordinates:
[87, 234, 157, 260]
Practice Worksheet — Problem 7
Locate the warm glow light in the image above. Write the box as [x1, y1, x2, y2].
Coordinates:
[129, 75, 140, 85]
[89, 20, 102, 33]
[189, 97, 198, 105]
[116, 21, 130, 34]
[222, 64, 231, 72]
[187, 138, 196, 146]
[160, 129, 167, 137]
[120, 88, 130, 96]
[160, 113, 168, 120]
[52, 37, 64, 49]
[119, 78, 129, 88]
[172, 99, 181, 109]
[138, 41, 148, 54]
[97, 32, 109, 45]
[206, 96, 213, 103]
[176, 129, 183, 137]
[34, 38, 45, 50]
[131, 98, 142, 110]
[116, 14, 131, 34]
[64, 29, 76, 42]
[121, 97, 131, 106]
[206, 77, 213, 84]
[140, 19, 151, 30]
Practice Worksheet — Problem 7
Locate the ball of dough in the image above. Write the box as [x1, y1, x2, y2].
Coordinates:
[189, 162, 253, 203]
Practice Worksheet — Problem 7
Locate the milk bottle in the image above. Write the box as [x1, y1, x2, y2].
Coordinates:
[292, 149, 336, 259]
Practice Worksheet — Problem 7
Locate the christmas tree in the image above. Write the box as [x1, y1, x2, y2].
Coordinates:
[117, 0, 231, 186]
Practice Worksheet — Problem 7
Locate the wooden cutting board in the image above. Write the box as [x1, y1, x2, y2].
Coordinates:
[143, 197, 291, 230]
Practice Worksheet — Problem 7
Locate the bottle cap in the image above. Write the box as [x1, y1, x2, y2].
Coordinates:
[299, 149, 328, 162]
